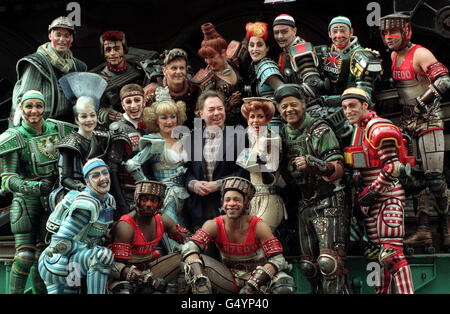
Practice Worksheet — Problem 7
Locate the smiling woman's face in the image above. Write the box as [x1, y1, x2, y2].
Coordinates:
[76, 105, 97, 133]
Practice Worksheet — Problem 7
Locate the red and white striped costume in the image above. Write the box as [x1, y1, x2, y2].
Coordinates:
[345, 110, 414, 294]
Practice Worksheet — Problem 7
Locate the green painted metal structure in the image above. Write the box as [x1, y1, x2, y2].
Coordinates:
[0, 254, 449, 294]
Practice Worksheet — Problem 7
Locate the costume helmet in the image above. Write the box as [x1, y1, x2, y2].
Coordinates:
[134, 180, 166, 215]
[134, 180, 166, 202]
[221, 177, 255, 213]
[48, 16, 75, 34]
[379, 13, 412, 51]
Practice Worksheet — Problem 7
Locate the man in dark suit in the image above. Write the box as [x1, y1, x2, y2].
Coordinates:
[184, 90, 249, 232]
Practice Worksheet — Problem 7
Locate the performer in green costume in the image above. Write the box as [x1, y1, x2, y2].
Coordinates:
[0, 90, 74, 293]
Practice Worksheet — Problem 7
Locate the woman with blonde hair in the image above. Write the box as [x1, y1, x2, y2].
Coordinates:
[126, 86, 189, 245]
[236, 97, 287, 231]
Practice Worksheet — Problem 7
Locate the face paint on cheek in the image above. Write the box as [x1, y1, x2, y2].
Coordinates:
[66, 39, 72, 49]
[385, 34, 400, 41]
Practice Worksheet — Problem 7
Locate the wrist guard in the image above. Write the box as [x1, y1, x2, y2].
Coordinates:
[189, 228, 212, 251]
[246, 266, 273, 292]
[184, 258, 211, 294]
[125, 265, 141, 283]
[168, 223, 191, 244]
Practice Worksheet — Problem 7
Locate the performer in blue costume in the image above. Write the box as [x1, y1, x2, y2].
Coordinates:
[39, 158, 115, 294]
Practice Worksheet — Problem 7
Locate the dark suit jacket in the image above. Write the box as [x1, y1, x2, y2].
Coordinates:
[184, 125, 249, 229]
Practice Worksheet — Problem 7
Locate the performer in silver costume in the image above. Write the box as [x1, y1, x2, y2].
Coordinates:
[379, 13, 450, 251]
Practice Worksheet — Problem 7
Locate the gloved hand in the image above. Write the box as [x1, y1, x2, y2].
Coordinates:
[413, 99, 427, 119]
[358, 185, 380, 208]
[239, 282, 258, 294]
[39, 179, 54, 196]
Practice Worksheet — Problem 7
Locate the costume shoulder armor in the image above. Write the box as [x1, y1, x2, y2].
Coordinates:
[0, 129, 25, 156]
[365, 117, 403, 150]
[109, 123, 133, 146]
[46, 118, 77, 138]
[287, 42, 319, 72]
[226, 40, 248, 69]
[57, 131, 82, 154]
[69, 192, 101, 223]
[190, 68, 215, 90]
[256, 58, 282, 86]
[308, 119, 332, 138]
[138, 133, 165, 152]
[350, 48, 382, 80]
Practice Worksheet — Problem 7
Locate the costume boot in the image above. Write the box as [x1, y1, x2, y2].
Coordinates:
[404, 212, 433, 246]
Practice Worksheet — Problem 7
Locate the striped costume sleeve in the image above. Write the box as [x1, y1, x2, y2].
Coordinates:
[54, 208, 92, 254]
[1, 151, 41, 195]
[370, 140, 401, 193]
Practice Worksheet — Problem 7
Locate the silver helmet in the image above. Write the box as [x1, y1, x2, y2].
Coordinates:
[48, 16, 75, 33]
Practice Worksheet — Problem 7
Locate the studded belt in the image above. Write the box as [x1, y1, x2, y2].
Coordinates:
[166, 174, 186, 186]
[223, 259, 265, 272]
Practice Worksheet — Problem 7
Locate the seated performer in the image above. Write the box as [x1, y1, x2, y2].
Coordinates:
[108, 180, 191, 294]
[39, 158, 115, 294]
[181, 176, 296, 294]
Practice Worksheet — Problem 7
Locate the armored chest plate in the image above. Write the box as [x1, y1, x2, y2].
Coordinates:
[27, 131, 61, 177]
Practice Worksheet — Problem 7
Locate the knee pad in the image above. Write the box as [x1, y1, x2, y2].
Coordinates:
[298, 256, 319, 279]
[424, 172, 447, 195]
[317, 249, 344, 280]
[9, 197, 33, 235]
[271, 273, 297, 294]
[89, 247, 114, 274]
[378, 244, 408, 274]
[13, 247, 36, 274]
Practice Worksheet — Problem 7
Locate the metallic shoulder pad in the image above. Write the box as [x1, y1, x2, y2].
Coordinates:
[46, 118, 77, 138]
[138, 133, 165, 152]
[190, 68, 215, 90]
[365, 118, 403, 150]
[57, 131, 82, 153]
[256, 58, 282, 86]
[109, 127, 132, 147]
[181, 240, 203, 260]
[68, 192, 101, 223]
[0, 129, 25, 157]
[287, 42, 319, 72]
[350, 49, 382, 80]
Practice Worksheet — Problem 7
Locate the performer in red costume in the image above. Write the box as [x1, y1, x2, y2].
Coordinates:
[181, 176, 296, 294]
[108, 180, 190, 294]
[379, 13, 450, 251]
[341, 87, 415, 294]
